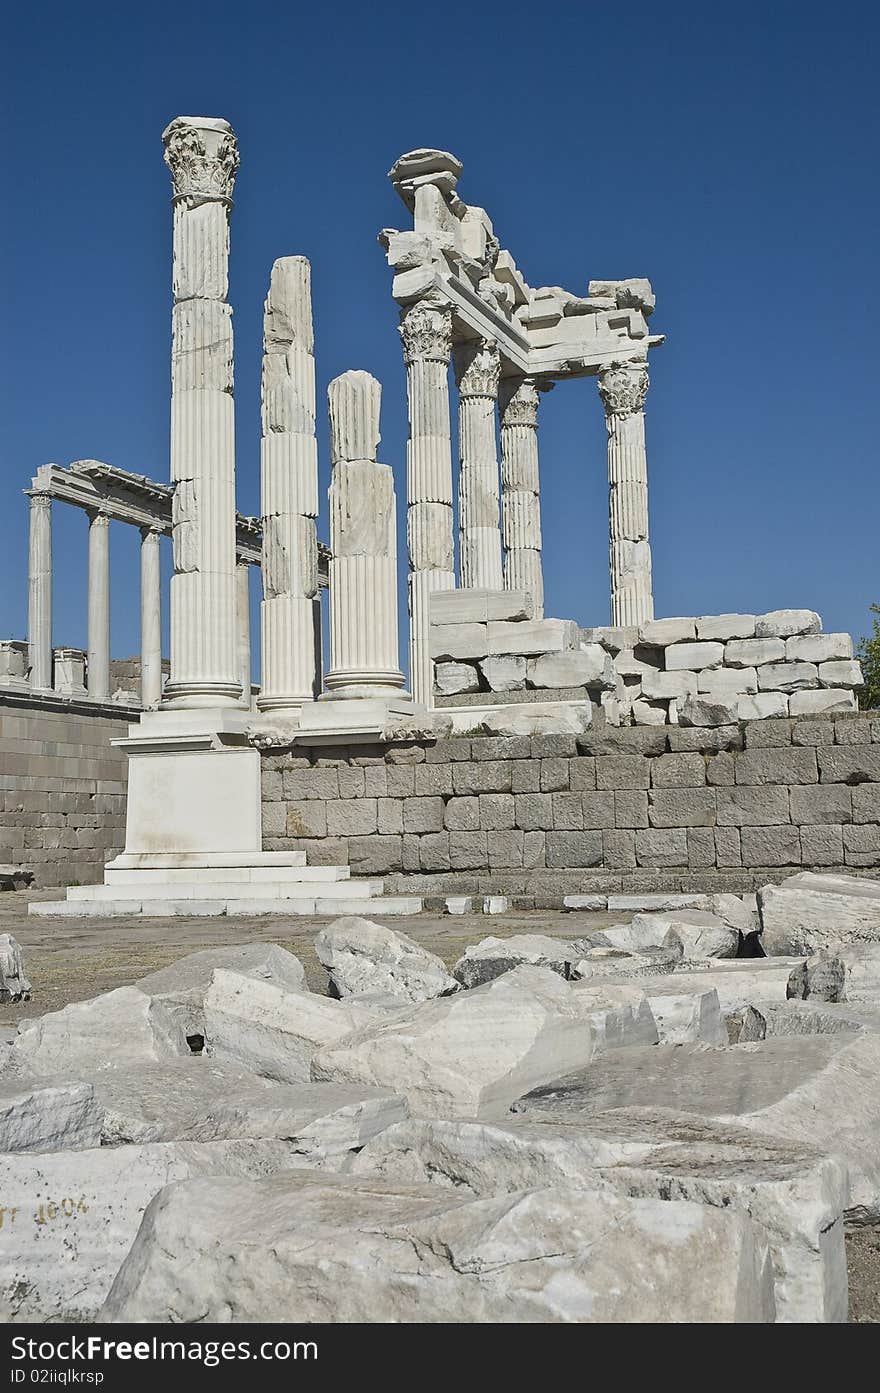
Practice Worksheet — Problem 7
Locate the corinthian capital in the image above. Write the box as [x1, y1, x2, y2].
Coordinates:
[597, 360, 649, 418]
[399, 301, 452, 365]
[162, 116, 239, 204]
[499, 377, 541, 428]
[454, 339, 501, 398]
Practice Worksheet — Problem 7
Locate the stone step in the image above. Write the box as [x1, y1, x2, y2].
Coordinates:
[66, 878, 383, 903]
[103, 865, 351, 886]
[29, 894, 424, 919]
[105, 851, 308, 871]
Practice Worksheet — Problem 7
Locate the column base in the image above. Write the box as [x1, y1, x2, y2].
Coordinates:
[323, 668, 407, 697]
[160, 680, 244, 709]
[255, 693, 311, 714]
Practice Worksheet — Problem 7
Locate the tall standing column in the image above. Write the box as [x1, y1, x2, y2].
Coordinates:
[27, 492, 52, 690]
[139, 526, 162, 709]
[455, 338, 503, 590]
[597, 359, 654, 626]
[257, 257, 319, 710]
[499, 376, 545, 618]
[400, 299, 454, 707]
[87, 510, 110, 701]
[325, 371, 406, 695]
[161, 116, 242, 708]
[236, 559, 252, 707]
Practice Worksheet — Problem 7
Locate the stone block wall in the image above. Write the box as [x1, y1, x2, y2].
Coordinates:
[0, 693, 132, 886]
[260, 709, 880, 903]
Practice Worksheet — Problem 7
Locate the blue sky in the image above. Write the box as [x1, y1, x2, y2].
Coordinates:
[1, 1, 878, 674]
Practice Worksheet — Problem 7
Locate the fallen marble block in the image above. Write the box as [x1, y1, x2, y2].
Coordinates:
[100, 1171, 776, 1323]
[315, 916, 456, 1003]
[754, 1000, 880, 1039]
[351, 1112, 847, 1323]
[0, 935, 30, 1002]
[204, 970, 381, 1084]
[669, 958, 826, 1012]
[312, 966, 603, 1120]
[133, 942, 308, 1043]
[637, 983, 726, 1044]
[514, 1034, 880, 1221]
[698, 893, 759, 937]
[759, 873, 880, 954]
[567, 982, 659, 1050]
[452, 933, 577, 988]
[638, 909, 740, 962]
[571, 946, 682, 981]
[54, 1058, 407, 1151]
[0, 1080, 102, 1153]
[0, 1138, 308, 1323]
[11, 986, 189, 1076]
[833, 944, 880, 1003]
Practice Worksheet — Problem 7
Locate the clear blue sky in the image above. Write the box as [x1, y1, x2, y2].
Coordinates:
[1, 1, 878, 674]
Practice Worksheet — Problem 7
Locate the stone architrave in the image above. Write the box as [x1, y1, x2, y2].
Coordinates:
[597, 359, 654, 627]
[257, 257, 319, 710]
[325, 372, 406, 696]
[26, 492, 52, 689]
[454, 339, 503, 591]
[161, 116, 242, 708]
[499, 377, 546, 617]
[139, 526, 163, 708]
[86, 510, 110, 701]
[400, 299, 455, 706]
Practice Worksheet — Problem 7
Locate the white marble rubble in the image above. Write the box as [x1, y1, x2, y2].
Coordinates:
[0, 935, 30, 1002]
[0, 1080, 103, 1153]
[314, 917, 456, 1003]
[452, 933, 578, 988]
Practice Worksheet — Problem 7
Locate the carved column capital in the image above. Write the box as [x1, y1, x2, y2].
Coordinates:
[499, 376, 543, 428]
[162, 117, 239, 205]
[454, 338, 501, 398]
[87, 508, 110, 527]
[597, 360, 649, 418]
[28, 492, 51, 511]
[399, 300, 453, 364]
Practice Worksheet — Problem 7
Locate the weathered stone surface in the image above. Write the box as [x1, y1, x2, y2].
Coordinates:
[134, 942, 308, 1042]
[643, 909, 740, 961]
[312, 966, 603, 1119]
[786, 634, 854, 663]
[678, 696, 739, 727]
[639, 617, 696, 645]
[735, 746, 817, 785]
[434, 661, 481, 695]
[430, 589, 534, 625]
[0, 1080, 102, 1153]
[478, 655, 526, 691]
[453, 934, 577, 988]
[204, 971, 382, 1083]
[517, 1033, 880, 1218]
[11, 986, 189, 1076]
[758, 872, 880, 954]
[789, 689, 858, 715]
[758, 662, 818, 693]
[640, 984, 726, 1044]
[757, 999, 880, 1039]
[352, 1113, 842, 1322]
[600, 960, 814, 1014]
[665, 641, 724, 671]
[567, 982, 659, 1050]
[755, 610, 821, 639]
[0, 936, 30, 1002]
[818, 661, 863, 689]
[101, 1170, 776, 1323]
[698, 666, 758, 696]
[486, 618, 577, 656]
[527, 646, 614, 690]
[737, 693, 790, 721]
[315, 917, 456, 1003]
[696, 614, 757, 642]
[0, 1138, 311, 1322]
[725, 638, 786, 668]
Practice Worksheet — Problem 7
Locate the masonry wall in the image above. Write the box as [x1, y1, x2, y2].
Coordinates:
[0, 693, 132, 886]
[261, 710, 880, 903]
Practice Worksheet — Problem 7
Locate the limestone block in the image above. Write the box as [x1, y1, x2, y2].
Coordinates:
[452, 934, 578, 988]
[0, 935, 30, 1002]
[0, 1081, 102, 1153]
[787, 634, 854, 663]
[204, 971, 382, 1083]
[516, 1032, 880, 1220]
[0, 1138, 311, 1323]
[755, 610, 822, 639]
[351, 1113, 840, 1322]
[665, 641, 724, 671]
[758, 662, 818, 693]
[312, 965, 601, 1119]
[639, 669, 698, 701]
[678, 696, 740, 727]
[486, 619, 577, 656]
[100, 1170, 775, 1324]
[737, 693, 790, 720]
[818, 661, 863, 689]
[632, 698, 668, 725]
[479, 655, 526, 691]
[699, 666, 758, 695]
[315, 917, 456, 1003]
[696, 614, 757, 641]
[429, 623, 488, 661]
[817, 745, 880, 783]
[527, 646, 614, 690]
[429, 589, 533, 625]
[638, 617, 696, 645]
[735, 745, 817, 785]
[11, 986, 189, 1076]
[802, 824, 845, 865]
[725, 638, 786, 668]
[635, 828, 688, 865]
[789, 688, 858, 716]
[434, 661, 481, 695]
[758, 872, 880, 954]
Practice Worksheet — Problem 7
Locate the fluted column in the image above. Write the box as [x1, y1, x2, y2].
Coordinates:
[87, 510, 110, 701]
[499, 376, 545, 618]
[597, 359, 654, 626]
[257, 257, 319, 710]
[27, 493, 52, 690]
[236, 560, 252, 707]
[161, 116, 242, 707]
[400, 299, 454, 707]
[455, 339, 503, 590]
[139, 526, 162, 708]
[325, 371, 406, 696]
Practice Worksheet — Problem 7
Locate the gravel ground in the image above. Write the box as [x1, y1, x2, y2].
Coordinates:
[1, 885, 877, 1322]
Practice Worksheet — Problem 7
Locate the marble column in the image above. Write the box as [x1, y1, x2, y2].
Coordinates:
[257, 257, 319, 710]
[597, 359, 654, 627]
[400, 298, 454, 707]
[499, 376, 545, 618]
[87, 510, 110, 701]
[236, 559, 252, 707]
[161, 116, 242, 707]
[27, 492, 52, 690]
[139, 526, 162, 708]
[455, 338, 503, 591]
[325, 371, 406, 696]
